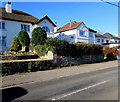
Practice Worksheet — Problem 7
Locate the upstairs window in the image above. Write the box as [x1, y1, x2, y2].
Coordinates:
[97, 39, 100, 42]
[21, 24, 30, 32]
[79, 31, 85, 36]
[0, 36, 6, 46]
[102, 39, 104, 43]
[0, 22, 5, 29]
[89, 32, 93, 37]
[42, 26, 50, 33]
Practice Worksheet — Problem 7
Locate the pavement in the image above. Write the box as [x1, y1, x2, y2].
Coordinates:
[1, 60, 119, 88]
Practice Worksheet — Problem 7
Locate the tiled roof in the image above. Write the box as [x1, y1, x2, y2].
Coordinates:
[103, 33, 120, 40]
[0, 7, 56, 26]
[87, 27, 97, 33]
[56, 21, 83, 33]
[0, 7, 39, 24]
[95, 34, 107, 38]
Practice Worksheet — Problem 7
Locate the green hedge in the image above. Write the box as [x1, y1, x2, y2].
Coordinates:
[45, 38, 103, 57]
[73, 43, 103, 56]
[29, 38, 103, 57]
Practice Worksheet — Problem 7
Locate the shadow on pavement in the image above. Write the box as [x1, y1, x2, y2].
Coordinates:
[2, 86, 28, 102]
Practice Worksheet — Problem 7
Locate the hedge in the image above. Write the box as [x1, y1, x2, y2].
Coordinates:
[45, 38, 103, 57]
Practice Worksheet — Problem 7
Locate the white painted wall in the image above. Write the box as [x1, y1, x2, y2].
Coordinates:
[36, 19, 55, 38]
[55, 23, 95, 44]
[0, 19, 32, 52]
[0, 18, 55, 52]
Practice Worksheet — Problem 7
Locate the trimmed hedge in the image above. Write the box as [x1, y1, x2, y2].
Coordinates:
[45, 38, 103, 57]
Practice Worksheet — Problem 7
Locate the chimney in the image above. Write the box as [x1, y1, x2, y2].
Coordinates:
[70, 20, 72, 28]
[5, 2, 12, 13]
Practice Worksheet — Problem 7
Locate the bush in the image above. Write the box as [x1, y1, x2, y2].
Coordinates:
[18, 30, 30, 47]
[45, 39, 103, 57]
[45, 38, 70, 56]
[34, 44, 54, 57]
[10, 37, 22, 52]
[73, 43, 103, 56]
[103, 46, 117, 60]
[31, 27, 47, 46]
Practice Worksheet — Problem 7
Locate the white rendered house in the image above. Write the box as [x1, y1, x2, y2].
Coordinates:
[0, 2, 56, 52]
[54, 21, 97, 44]
[95, 34, 108, 45]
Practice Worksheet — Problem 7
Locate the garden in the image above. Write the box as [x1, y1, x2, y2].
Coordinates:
[1, 26, 119, 76]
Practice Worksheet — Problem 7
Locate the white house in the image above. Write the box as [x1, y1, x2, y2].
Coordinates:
[95, 34, 108, 45]
[54, 21, 97, 44]
[102, 33, 120, 43]
[0, 2, 56, 52]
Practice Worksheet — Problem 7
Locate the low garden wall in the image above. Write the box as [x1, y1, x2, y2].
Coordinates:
[0, 55, 39, 60]
[1, 54, 104, 76]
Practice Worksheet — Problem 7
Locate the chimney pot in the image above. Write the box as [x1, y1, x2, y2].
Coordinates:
[6, 2, 12, 13]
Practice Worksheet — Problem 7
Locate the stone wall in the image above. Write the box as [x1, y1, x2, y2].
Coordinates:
[0, 55, 39, 60]
[2, 55, 104, 76]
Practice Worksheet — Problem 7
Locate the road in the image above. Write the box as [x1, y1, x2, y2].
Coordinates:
[2, 66, 118, 101]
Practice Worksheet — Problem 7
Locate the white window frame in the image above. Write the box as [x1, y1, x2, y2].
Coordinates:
[97, 39, 100, 42]
[0, 22, 6, 30]
[0, 36, 6, 47]
[79, 30, 86, 36]
[21, 24, 30, 32]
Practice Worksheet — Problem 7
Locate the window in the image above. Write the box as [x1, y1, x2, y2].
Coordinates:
[0, 36, 6, 46]
[106, 40, 109, 43]
[0, 22, 5, 29]
[89, 32, 93, 37]
[42, 26, 50, 33]
[102, 39, 104, 43]
[21, 24, 30, 32]
[97, 39, 100, 42]
[79, 31, 85, 36]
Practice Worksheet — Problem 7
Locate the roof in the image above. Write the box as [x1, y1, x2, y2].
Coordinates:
[103, 33, 120, 40]
[0, 7, 56, 26]
[0, 7, 38, 24]
[87, 27, 97, 33]
[95, 34, 107, 38]
[56, 21, 97, 33]
[56, 21, 83, 33]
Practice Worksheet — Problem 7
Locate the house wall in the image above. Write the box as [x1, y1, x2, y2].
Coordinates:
[36, 19, 55, 38]
[0, 19, 32, 52]
[95, 37, 107, 45]
[55, 23, 95, 44]
[0, 18, 55, 52]
[54, 29, 76, 43]
[76, 23, 95, 44]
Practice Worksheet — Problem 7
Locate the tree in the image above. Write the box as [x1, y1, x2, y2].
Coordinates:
[10, 37, 22, 52]
[18, 30, 30, 46]
[31, 27, 47, 46]
[18, 30, 30, 52]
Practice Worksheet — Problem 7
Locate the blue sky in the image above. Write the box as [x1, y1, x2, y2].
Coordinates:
[2, 2, 118, 35]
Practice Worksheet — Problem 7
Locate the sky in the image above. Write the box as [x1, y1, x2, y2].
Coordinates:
[1, 1, 118, 35]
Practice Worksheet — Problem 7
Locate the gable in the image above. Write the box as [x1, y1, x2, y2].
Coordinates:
[37, 18, 54, 28]
[36, 16, 56, 27]
[77, 23, 88, 31]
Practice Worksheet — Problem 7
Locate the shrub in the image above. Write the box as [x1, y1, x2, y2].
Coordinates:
[31, 27, 47, 46]
[103, 46, 117, 60]
[74, 43, 103, 56]
[45, 38, 70, 56]
[18, 30, 30, 47]
[34, 44, 54, 56]
[10, 37, 22, 52]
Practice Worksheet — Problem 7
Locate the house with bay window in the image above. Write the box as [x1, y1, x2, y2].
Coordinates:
[0, 2, 56, 52]
[55, 21, 97, 44]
